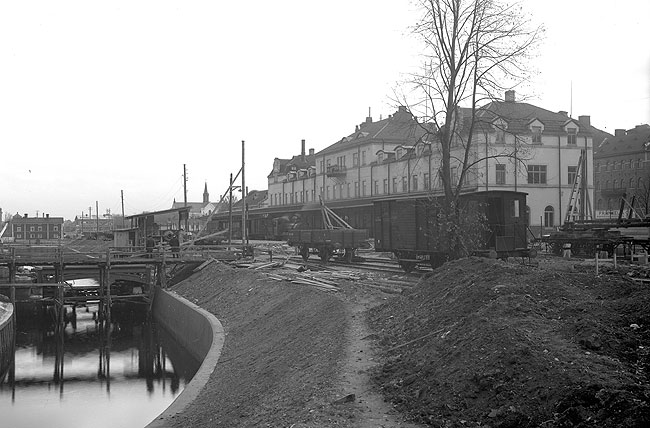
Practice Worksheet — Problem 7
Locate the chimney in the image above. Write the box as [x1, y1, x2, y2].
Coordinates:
[309, 148, 315, 156]
[504, 90, 515, 102]
[578, 115, 591, 127]
[558, 110, 568, 117]
[46, 214, 49, 219]
[615, 129, 626, 137]
[301, 139, 305, 157]
[24, 213, 28, 218]
[366, 107, 372, 123]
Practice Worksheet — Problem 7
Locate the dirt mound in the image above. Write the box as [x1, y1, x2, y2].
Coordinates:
[166, 261, 355, 427]
[368, 257, 650, 427]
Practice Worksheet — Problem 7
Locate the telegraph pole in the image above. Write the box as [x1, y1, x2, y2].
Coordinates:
[228, 173, 233, 249]
[241, 140, 246, 246]
[96, 201, 99, 233]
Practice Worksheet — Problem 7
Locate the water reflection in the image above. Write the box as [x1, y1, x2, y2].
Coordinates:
[0, 298, 201, 428]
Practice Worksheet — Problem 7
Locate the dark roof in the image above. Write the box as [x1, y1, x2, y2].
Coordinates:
[269, 153, 317, 178]
[126, 207, 191, 220]
[475, 101, 590, 135]
[317, 107, 435, 156]
[233, 190, 268, 209]
[595, 124, 650, 158]
[171, 201, 208, 212]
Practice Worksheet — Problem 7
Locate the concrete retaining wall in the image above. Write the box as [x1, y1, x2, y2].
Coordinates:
[146, 289, 224, 428]
[0, 302, 15, 381]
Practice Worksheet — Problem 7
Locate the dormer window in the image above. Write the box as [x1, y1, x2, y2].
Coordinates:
[396, 148, 403, 159]
[416, 143, 424, 156]
[567, 128, 577, 145]
[378, 152, 384, 163]
[531, 126, 542, 143]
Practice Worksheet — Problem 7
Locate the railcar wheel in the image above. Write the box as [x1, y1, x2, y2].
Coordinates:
[344, 248, 353, 263]
[399, 260, 416, 273]
[430, 254, 445, 269]
[319, 247, 331, 263]
[300, 245, 310, 261]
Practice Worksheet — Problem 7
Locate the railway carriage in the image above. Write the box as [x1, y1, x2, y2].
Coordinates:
[373, 191, 534, 271]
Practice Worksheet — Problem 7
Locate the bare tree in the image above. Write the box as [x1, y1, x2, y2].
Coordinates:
[405, 0, 542, 200]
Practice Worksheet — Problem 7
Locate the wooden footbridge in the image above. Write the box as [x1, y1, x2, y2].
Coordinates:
[0, 243, 242, 323]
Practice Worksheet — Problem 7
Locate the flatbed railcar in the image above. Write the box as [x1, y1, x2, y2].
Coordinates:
[373, 190, 535, 272]
[207, 201, 374, 241]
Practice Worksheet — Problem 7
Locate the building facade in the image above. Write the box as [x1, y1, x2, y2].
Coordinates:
[266, 94, 596, 233]
[594, 124, 650, 217]
[10, 213, 64, 243]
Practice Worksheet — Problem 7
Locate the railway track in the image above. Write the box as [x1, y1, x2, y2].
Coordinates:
[287, 253, 431, 277]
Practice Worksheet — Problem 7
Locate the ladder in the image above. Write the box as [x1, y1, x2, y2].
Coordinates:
[564, 149, 593, 223]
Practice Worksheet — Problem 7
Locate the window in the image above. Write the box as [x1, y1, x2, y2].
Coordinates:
[496, 164, 506, 185]
[354, 182, 360, 197]
[326, 186, 331, 199]
[362, 180, 367, 196]
[30, 226, 35, 232]
[568, 166, 578, 185]
[383, 179, 389, 194]
[567, 128, 577, 145]
[451, 167, 458, 185]
[347, 183, 351, 198]
[393, 177, 398, 193]
[353, 153, 359, 167]
[17, 226, 22, 232]
[38, 226, 43, 231]
[424, 173, 430, 190]
[378, 152, 384, 163]
[402, 176, 408, 192]
[374, 180, 379, 195]
[531, 126, 542, 143]
[495, 129, 505, 144]
[595, 163, 600, 173]
[596, 181, 600, 190]
[319, 160, 325, 172]
[544, 205, 554, 227]
[362, 151, 366, 165]
[630, 178, 634, 189]
[53, 226, 59, 231]
[527, 165, 547, 184]
[412, 175, 419, 191]
[513, 199, 520, 218]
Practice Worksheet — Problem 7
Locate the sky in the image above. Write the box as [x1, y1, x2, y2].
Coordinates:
[1, 0, 649, 221]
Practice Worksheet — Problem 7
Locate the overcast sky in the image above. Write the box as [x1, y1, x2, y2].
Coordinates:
[1, 0, 649, 221]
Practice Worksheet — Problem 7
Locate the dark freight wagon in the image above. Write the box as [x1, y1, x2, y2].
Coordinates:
[373, 191, 534, 271]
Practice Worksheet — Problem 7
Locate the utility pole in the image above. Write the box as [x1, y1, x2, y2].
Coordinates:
[183, 164, 188, 207]
[121, 190, 125, 228]
[241, 140, 246, 246]
[81, 211, 84, 237]
[228, 173, 233, 249]
[96, 201, 99, 233]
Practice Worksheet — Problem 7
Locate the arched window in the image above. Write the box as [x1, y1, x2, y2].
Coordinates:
[606, 180, 611, 189]
[613, 180, 618, 189]
[544, 205, 554, 227]
[639, 177, 644, 189]
[630, 178, 634, 189]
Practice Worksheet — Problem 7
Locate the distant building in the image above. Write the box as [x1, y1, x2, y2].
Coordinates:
[8, 213, 64, 243]
[594, 124, 650, 217]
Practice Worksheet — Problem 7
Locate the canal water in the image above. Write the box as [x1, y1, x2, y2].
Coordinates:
[0, 281, 201, 428]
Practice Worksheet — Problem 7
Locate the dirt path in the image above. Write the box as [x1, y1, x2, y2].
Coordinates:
[339, 294, 424, 428]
